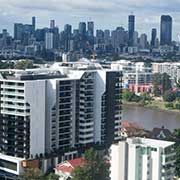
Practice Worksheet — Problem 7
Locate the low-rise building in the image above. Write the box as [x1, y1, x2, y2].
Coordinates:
[111, 60, 153, 93]
[152, 62, 180, 85]
[55, 158, 84, 180]
[120, 121, 150, 138]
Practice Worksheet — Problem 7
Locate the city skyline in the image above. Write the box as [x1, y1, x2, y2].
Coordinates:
[0, 0, 180, 40]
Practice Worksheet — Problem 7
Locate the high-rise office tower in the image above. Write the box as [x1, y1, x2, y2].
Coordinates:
[32, 16, 36, 31]
[87, 22, 94, 47]
[0, 61, 122, 176]
[64, 24, 72, 52]
[133, 31, 138, 46]
[111, 27, 126, 52]
[96, 29, 104, 44]
[104, 29, 110, 45]
[87, 21, 94, 37]
[50, 20, 55, 29]
[139, 33, 148, 49]
[160, 15, 172, 45]
[128, 14, 135, 46]
[14, 23, 24, 41]
[79, 22, 86, 36]
[45, 32, 54, 50]
[151, 28, 157, 47]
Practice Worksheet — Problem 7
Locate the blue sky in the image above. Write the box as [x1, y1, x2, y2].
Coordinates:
[0, 0, 180, 40]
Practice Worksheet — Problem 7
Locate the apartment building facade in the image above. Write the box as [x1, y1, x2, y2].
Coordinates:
[0, 60, 122, 176]
[110, 138, 175, 180]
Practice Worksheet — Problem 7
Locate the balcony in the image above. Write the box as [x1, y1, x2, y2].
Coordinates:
[1, 84, 24, 90]
[1, 91, 24, 97]
[1, 97, 25, 103]
[1, 110, 30, 117]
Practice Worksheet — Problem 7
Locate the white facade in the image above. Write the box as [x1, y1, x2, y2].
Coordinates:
[152, 62, 180, 84]
[111, 61, 153, 92]
[0, 153, 24, 175]
[0, 61, 122, 176]
[110, 138, 175, 180]
[45, 32, 53, 50]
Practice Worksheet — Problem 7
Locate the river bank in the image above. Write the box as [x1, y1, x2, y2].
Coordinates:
[123, 101, 180, 114]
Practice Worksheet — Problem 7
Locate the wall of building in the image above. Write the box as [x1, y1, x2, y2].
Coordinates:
[25, 80, 46, 156]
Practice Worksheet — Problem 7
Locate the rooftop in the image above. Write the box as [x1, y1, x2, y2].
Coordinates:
[127, 137, 175, 148]
[55, 158, 84, 173]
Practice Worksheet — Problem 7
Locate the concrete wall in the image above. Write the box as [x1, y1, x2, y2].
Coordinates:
[94, 71, 106, 143]
[25, 80, 46, 156]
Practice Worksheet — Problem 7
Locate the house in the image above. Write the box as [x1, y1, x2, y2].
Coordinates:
[151, 126, 172, 140]
[120, 121, 151, 138]
[54, 158, 84, 180]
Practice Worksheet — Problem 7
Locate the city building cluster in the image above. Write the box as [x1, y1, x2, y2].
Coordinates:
[0, 58, 178, 180]
[0, 15, 178, 60]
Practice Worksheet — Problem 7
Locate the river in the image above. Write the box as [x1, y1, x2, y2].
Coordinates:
[122, 105, 180, 131]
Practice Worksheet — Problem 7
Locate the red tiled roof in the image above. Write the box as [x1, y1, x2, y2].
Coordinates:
[122, 121, 142, 129]
[68, 158, 84, 168]
[55, 158, 84, 173]
[56, 165, 73, 173]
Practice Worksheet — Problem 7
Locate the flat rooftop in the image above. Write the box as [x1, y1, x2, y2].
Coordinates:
[127, 137, 175, 148]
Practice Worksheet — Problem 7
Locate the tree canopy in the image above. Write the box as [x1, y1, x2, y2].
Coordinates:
[163, 90, 177, 102]
[167, 129, 180, 176]
[72, 148, 110, 180]
[15, 60, 34, 70]
[20, 168, 43, 180]
[153, 73, 172, 95]
[177, 79, 180, 89]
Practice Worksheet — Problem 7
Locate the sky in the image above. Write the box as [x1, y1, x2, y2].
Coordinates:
[0, 0, 180, 40]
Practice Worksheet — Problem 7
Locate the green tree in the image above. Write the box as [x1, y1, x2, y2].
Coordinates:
[153, 85, 161, 97]
[72, 148, 110, 180]
[122, 89, 141, 102]
[168, 129, 180, 176]
[153, 73, 162, 86]
[45, 173, 59, 180]
[0, 60, 14, 69]
[15, 60, 34, 70]
[177, 79, 180, 89]
[163, 90, 177, 102]
[20, 168, 43, 180]
[122, 89, 135, 101]
[162, 73, 172, 94]
[153, 73, 172, 95]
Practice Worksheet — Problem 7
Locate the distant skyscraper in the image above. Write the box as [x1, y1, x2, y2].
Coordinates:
[111, 27, 127, 53]
[151, 28, 157, 47]
[32, 16, 36, 31]
[79, 22, 86, 36]
[133, 31, 138, 46]
[128, 14, 135, 46]
[64, 24, 72, 51]
[104, 29, 110, 45]
[50, 20, 55, 29]
[45, 32, 53, 50]
[160, 15, 172, 45]
[139, 33, 147, 49]
[96, 29, 104, 44]
[14, 23, 24, 40]
[87, 21, 94, 37]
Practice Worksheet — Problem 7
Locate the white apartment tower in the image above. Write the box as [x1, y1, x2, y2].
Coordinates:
[110, 138, 175, 180]
[0, 60, 122, 176]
